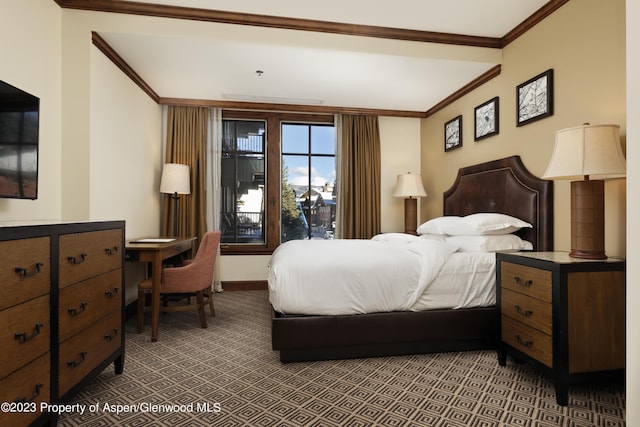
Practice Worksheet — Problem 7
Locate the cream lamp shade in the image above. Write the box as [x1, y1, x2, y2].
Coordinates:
[393, 172, 427, 235]
[543, 124, 626, 180]
[160, 163, 191, 195]
[542, 123, 626, 259]
[161, 163, 190, 237]
[393, 172, 427, 198]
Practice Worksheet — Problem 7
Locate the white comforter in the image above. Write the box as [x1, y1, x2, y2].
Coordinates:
[268, 237, 482, 315]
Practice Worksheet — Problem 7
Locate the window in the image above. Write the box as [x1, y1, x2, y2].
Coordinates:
[281, 123, 336, 241]
[219, 111, 334, 255]
[220, 120, 266, 244]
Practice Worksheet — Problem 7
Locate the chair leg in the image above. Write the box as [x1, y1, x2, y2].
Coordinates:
[137, 289, 145, 333]
[206, 287, 216, 317]
[196, 290, 207, 329]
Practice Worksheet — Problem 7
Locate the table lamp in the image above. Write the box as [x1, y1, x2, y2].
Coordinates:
[543, 124, 626, 259]
[160, 163, 191, 237]
[393, 172, 427, 235]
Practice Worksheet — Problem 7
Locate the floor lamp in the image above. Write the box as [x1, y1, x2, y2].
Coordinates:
[393, 172, 427, 235]
[543, 124, 626, 259]
[160, 163, 191, 237]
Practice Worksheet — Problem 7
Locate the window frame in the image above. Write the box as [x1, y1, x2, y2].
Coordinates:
[220, 110, 334, 255]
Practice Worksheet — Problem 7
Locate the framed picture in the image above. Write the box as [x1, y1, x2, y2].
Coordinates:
[474, 97, 499, 141]
[444, 115, 462, 152]
[516, 69, 553, 126]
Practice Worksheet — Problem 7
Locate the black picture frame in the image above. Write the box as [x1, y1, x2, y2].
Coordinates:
[516, 69, 553, 127]
[444, 115, 462, 152]
[474, 97, 499, 141]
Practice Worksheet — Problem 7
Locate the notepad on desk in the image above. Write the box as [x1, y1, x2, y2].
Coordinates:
[129, 238, 176, 243]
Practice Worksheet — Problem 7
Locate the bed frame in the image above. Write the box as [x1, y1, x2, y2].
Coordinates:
[272, 156, 553, 362]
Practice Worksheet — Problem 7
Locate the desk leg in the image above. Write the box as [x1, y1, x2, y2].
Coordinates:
[151, 252, 163, 342]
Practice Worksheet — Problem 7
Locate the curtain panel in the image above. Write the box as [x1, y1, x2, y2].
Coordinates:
[339, 115, 381, 239]
[163, 106, 209, 247]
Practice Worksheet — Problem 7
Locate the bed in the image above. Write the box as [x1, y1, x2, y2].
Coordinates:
[270, 156, 553, 362]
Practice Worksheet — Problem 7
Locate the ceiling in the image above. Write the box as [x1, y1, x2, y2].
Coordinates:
[65, 0, 564, 115]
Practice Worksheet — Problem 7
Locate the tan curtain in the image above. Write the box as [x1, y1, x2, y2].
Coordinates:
[339, 115, 381, 239]
[163, 106, 208, 247]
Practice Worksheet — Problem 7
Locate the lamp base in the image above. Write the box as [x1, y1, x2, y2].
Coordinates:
[404, 197, 418, 235]
[570, 180, 606, 260]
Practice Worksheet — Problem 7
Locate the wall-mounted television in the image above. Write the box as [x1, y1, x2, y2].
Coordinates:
[0, 80, 39, 199]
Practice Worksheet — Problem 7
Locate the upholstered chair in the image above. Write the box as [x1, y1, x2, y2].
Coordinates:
[137, 230, 221, 333]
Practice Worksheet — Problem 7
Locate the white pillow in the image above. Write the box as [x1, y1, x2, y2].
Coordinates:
[460, 213, 532, 235]
[418, 233, 447, 242]
[445, 234, 533, 252]
[416, 216, 462, 235]
[417, 213, 532, 236]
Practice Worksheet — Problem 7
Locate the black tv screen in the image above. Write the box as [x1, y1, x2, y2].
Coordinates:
[0, 80, 39, 199]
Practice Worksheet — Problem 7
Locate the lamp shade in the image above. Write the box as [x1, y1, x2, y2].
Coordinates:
[393, 172, 427, 198]
[543, 124, 626, 180]
[160, 163, 191, 194]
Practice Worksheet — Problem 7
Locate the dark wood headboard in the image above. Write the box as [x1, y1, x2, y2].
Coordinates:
[443, 156, 553, 251]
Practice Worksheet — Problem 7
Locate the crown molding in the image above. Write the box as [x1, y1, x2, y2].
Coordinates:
[56, 0, 502, 48]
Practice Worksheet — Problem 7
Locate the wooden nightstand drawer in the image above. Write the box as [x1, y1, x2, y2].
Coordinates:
[0, 236, 50, 311]
[501, 261, 552, 302]
[59, 309, 121, 395]
[502, 316, 552, 367]
[501, 288, 552, 334]
[59, 269, 122, 342]
[0, 294, 50, 379]
[59, 229, 122, 287]
[0, 352, 50, 427]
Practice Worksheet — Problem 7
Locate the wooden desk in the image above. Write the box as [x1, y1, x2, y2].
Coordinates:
[126, 237, 196, 342]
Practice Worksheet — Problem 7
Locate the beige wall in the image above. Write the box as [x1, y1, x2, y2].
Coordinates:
[626, 0, 638, 423]
[0, 0, 62, 223]
[420, 0, 626, 258]
[89, 47, 163, 232]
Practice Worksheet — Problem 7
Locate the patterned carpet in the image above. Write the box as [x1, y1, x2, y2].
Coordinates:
[58, 290, 625, 426]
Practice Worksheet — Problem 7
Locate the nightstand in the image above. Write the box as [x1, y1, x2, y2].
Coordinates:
[496, 251, 625, 406]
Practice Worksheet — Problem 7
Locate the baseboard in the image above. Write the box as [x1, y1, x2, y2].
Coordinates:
[222, 280, 268, 291]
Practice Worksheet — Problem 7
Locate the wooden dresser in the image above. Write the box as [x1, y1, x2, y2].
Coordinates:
[0, 221, 125, 426]
[496, 251, 625, 406]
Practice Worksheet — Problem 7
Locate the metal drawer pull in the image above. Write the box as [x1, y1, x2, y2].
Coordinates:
[14, 322, 44, 343]
[68, 301, 88, 316]
[515, 334, 533, 348]
[513, 276, 533, 287]
[105, 287, 120, 298]
[514, 305, 533, 317]
[67, 253, 87, 265]
[13, 383, 43, 404]
[67, 351, 87, 368]
[14, 262, 44, 279]
[105, 246, 119, 255]
[105, 328, 119, 341]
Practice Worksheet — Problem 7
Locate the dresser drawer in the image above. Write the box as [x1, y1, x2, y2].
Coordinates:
[501, 261, 552, 302]
[0, 236, 50, 311]
[59, 309, 121, 396]
[501, 288, 552, 335]
[59, 269, 122, 342]
[0, 294, 50, 379]
[0, 352, 50, 427]
[502, 315, 552, 367]
[59, 229, 122, 287]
